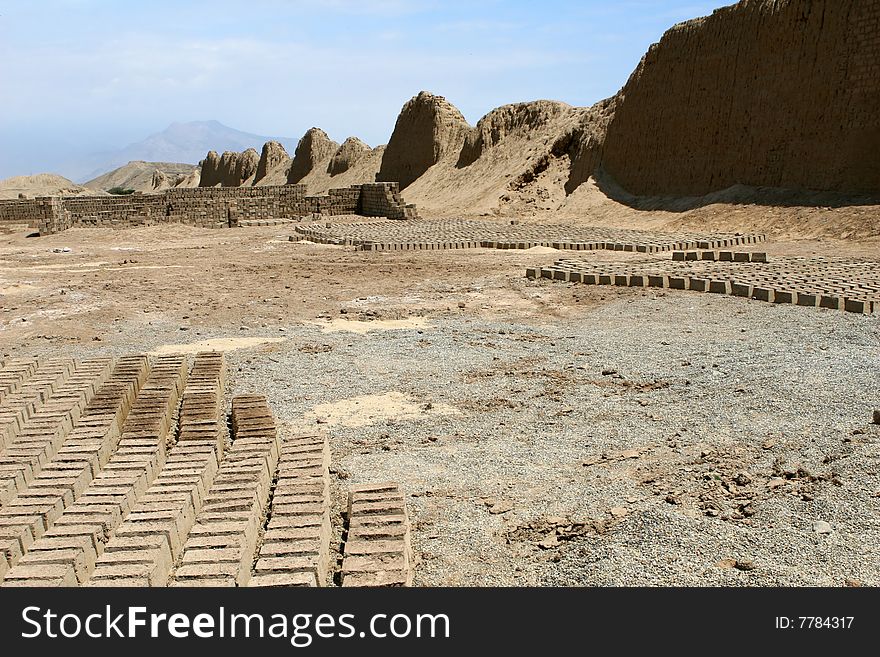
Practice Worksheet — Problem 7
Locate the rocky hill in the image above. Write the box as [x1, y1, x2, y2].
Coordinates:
[84, 161, 199, 192]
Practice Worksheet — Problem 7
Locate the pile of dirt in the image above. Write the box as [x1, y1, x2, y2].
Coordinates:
[0, 173, 96, 200]
[84, 161, 199, 193]
[287, 128, 339, 184]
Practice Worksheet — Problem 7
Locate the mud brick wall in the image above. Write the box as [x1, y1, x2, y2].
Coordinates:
[601, 0, 880, 196]
[2, 183, 419, 234]
[0, 197, 67, 234]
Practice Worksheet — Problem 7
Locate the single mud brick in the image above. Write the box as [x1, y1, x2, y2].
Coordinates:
[819, 295, 840, 310]
[733, 252, 750, 262]
[2, 563, 78, 586]
[752, 287, 775, 302]
[248, 572, 317, 587]
[730, 282, 752, 297]
[597, 274, 613, 285]
[89, 562, 165, 585]
[342, 570, 410, 587]
[773, 289, 795, 304]
[667, 276, 686, 290]
[751, 252, 768, 263]
[174, 561, 244, 582]
[796, 292, 818, 307]
[646, 275, 666, 287]
[843, 299, 869, 313]
[707, 280, 728, 294]
[672, 251, 685, 261]
[718, 251, 733, 261]
[342, 554, 407, 575]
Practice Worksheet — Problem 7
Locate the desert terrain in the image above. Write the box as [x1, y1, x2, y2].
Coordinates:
[0, 0, 878, 587]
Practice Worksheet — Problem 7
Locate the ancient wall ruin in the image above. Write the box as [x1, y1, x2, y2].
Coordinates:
[600, 0, 880, 196]
[0, 183, 418, 235]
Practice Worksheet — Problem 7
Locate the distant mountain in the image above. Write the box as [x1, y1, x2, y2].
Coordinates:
[70, 121, 298, 183]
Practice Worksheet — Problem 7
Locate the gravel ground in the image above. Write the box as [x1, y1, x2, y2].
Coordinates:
[23, 280, 879, 587]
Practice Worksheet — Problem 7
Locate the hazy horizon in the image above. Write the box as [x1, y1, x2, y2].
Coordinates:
[0, 0, 727, 179]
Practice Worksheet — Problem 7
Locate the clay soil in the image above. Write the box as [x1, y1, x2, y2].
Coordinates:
[1, 211, 879, 586]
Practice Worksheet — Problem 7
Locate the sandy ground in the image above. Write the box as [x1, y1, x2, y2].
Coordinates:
[1, 217, 878, 586]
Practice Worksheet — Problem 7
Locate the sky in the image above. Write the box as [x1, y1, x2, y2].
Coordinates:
[0, 0, 729, 178]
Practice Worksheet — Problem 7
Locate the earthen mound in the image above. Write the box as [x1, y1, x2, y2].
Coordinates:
[328, 137, 370, 176]
[253, 141, 290, 185]
[376, 91, 471, 189]
[287, 128, 338, 184]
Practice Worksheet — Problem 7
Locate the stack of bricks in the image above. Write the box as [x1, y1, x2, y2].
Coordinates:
[1, 355, 188, 586]
[0, 358, 113, 506]
[341, 482, 413, 587]
[249, 431, 331, 587]
[86, 353, 225, 586]
[170, 394, 280, 586]
[0, 356, 148, 581]
[358, 182, 419, 220]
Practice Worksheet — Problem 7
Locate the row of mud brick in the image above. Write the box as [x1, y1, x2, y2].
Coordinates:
[0, 182, 420, 235]
[292, 221, 765, 253]
[0, 353, 413, 587]
[526, 265, 876, 314]
[673, 250, 768, 262]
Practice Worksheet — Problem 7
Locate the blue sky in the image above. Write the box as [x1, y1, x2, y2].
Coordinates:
[0, 0, 729, 177]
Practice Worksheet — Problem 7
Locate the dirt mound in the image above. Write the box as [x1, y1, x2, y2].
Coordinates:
[287, 128, 338, 184]
[0, 173, 96, 199]
[377, 91, 471, 189]
[328, 137, 370, 176]
[253, 141, 290, 185]
[84, 161, 198, 193]
[600, 0, 880, 197]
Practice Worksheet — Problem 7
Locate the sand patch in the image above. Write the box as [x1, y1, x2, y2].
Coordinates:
[304, 391, 459, 428]
[150, 336, 286, 355]
[309, 316, 430, 334]
[524, 246, 561, 254]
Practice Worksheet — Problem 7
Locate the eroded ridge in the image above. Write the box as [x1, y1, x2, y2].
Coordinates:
[87, 352, 225, 586]
[0, 356, 148, 580]
[170, 394, 280, 586]
[249, 430, 331, 587]
[1, 355, 187, 586]
[527, 256, 880, 314]
[341, 483, 413, 587]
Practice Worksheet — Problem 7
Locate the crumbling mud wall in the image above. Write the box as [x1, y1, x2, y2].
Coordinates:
[0, 183, 418, 235]
[600, 0, 880, 196]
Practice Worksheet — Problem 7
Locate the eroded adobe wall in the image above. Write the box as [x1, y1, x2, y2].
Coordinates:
[0, 183, 417, 234]
[601, 0, 880, 196]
